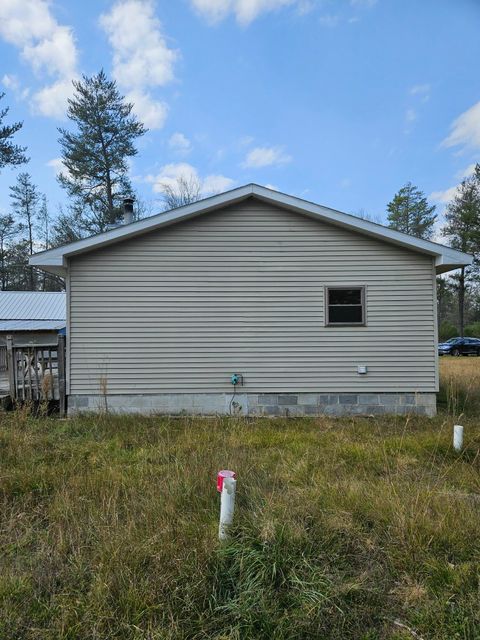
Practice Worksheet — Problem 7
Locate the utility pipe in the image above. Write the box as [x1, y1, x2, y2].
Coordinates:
[217, 470, 236, 541]
[453, 424, 464, 452]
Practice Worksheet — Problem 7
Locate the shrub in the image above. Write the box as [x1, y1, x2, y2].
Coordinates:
[464, 321, 480, 338]
[438, 320, 458, 341]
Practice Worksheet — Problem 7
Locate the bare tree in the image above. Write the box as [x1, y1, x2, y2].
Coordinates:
[37, 195, 50, 251]
[160, 175, 202, 211]
[354, 208, 382, 224]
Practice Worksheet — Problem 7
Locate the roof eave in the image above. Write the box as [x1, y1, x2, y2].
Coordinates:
[29, 257, 67, 277]
[435, 253, 473, 275]
[29, 183, 473, 275]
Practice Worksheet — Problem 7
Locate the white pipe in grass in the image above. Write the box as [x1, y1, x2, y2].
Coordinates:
[453, 425, 464, 452]
[217, 470, 236, 541]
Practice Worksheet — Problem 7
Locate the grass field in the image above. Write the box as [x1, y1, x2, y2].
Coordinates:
[1, 359, 480, 639]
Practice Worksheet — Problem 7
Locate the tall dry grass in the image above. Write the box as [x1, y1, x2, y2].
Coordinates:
[0, 361, 479, 639]
[439, 356, 480, 416]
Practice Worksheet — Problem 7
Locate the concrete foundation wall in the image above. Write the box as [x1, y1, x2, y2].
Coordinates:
[68, 392, 437, 417]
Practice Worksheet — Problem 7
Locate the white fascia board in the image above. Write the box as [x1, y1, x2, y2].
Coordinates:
[29, 183, 472, 274]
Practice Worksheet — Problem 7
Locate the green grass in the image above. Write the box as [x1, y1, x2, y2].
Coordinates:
[1, 383, 480, 638]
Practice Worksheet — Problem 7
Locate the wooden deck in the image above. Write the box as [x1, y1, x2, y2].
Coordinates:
[0, 337, 66, 415]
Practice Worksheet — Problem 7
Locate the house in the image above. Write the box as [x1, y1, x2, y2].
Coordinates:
[0, 291, 66, 347]
[30, 184, 471, 417]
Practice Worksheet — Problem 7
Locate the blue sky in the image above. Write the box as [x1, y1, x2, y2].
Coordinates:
[1, 0, 479, 226]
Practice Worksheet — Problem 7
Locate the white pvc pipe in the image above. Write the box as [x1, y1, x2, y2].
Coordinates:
[219, 476, 236, 541]
[453, 424, 464, 452]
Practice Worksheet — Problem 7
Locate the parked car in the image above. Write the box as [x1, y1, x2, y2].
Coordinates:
[438, 337, 480, 356]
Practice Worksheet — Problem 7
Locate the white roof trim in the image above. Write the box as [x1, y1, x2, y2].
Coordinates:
[30, 183, 472, 275]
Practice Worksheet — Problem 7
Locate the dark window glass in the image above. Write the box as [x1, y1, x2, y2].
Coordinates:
[327, 287, 364, 325]
[329, 288, 362, 305]
[328, 305, 363, 324]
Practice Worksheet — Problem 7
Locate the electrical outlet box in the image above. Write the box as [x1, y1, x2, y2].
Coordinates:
[357, 365, 368, 375]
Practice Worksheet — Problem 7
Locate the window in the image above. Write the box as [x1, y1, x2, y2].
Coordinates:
[326, 286, 365, 326]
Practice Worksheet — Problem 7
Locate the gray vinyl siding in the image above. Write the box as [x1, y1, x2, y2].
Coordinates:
[68, 199, 437, 395]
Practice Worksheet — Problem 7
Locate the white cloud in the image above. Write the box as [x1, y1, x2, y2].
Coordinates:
[429, 185, 459, 205]
[190, 0, 299, 25]
[242, 145, 291, 168]
[1, 73, 29, 99]
[46, 157, 65, 176]
[350, 0, 377, 7]
[405, 108, 416, 124]
[430, 164, 479, 205]
[442, 101, 480, 151]
[2, 74, 19, 90]
[125, 89, 168, 129]
[145, 162, 235, 195]
[456, 163, 477, 180]
[264, 183, 279, 190]
[297, 1, 315, 16]
[0, 0, 78, 118]
[100, 0, 178, 130]
[23, 26, 77, 78]
[146, 162, 195, 190]
[319, 14, 340, 27]
[403, 108, 417, 134]
[409, 83, 430, 103]
[34, 78, 75, 119]
[0, 0, 57, 48]
[169, 132, 192, 154]
[409, 83, 430, 96]
[203, 174, 235, 192]
[190, 0, 231, 23]
[238, 135, 255, 147]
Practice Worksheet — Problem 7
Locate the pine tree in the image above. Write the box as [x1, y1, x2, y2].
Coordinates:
[0, 214, 19, 290]
[387, 182, 437, 239]
[9, 172, 39, 290]
[6, 240, 30, 291]
[57, 70, 147, 235]
[436, 276, 456, 332]
[442, 164, 480, 336]
[0, 92, 28, 171]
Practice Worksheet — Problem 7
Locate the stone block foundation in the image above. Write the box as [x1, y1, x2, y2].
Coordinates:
[68, 392, 437, 417]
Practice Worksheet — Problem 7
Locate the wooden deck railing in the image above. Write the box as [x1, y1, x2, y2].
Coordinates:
[0, 346, 6, 373]
[4, 334, 66, 416]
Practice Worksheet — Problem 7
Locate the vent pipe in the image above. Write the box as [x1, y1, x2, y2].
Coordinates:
[123, 197, 134, 224]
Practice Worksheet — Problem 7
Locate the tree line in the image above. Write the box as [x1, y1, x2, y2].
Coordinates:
[382, 170, 480, 339]
[0, 71, 149, 291]
[1, 70, 480, 340]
